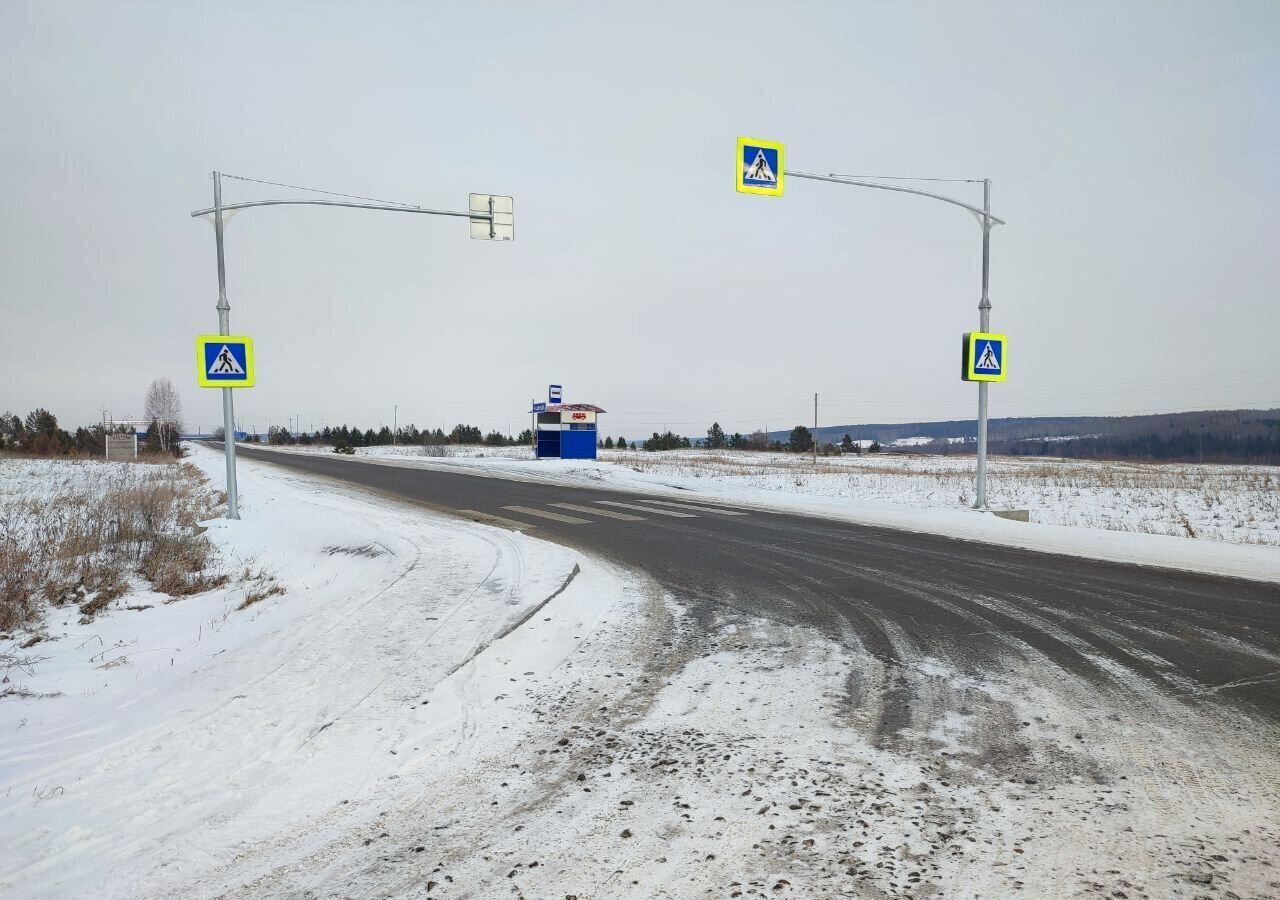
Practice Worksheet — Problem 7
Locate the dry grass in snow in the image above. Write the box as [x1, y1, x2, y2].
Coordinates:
[606, 449, 1280, 547]
[0, 457, 228, 632]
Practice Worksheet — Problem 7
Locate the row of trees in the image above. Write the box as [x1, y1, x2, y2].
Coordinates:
[0, 406, 893, 460]
[251, 423, 535, 450]
[0, 408, 185, 458]
[588, 424, 885, 454]
[1, 409, 95, 455]
[1, 379, 185, 458]
[698, 423, 879, 454]
[997, 429, 1280, 465]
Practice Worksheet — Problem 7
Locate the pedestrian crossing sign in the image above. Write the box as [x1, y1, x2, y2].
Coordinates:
[736, 137, 785, 196]
[196, 335, 256, 388]
[962, 332, 1007, 382]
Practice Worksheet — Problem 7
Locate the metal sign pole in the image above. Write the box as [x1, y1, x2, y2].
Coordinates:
[974, 179, 992, 510]
[213, 171, 240, 520]
[192, 176, 512, 517]
[775, 161, 1005, 512]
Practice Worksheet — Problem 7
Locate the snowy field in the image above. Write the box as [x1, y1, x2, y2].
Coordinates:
[613, 449, 1280, 545]
[2, 447, 1278, 898]
[264, 444, 1280, 582]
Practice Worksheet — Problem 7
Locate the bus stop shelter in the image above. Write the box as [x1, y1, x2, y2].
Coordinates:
[531, 403, 606, 460]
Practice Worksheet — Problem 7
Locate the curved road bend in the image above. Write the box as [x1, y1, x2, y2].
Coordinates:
[226, 444, 1280, 724]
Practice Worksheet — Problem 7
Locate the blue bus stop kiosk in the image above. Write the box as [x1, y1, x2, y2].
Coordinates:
[532, 403, 606, 460]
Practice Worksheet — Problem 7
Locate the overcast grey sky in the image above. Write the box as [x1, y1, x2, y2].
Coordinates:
[3, 1, 1277, 437]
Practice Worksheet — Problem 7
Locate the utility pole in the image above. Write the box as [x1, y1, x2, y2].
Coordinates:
[813, 392, 818, 465]
[393, 405, 398, 444]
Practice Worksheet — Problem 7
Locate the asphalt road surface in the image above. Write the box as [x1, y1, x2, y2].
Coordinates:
[227, 444, 1280, 723]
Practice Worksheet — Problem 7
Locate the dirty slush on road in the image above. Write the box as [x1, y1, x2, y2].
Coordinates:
[203, 571, 1279, 900]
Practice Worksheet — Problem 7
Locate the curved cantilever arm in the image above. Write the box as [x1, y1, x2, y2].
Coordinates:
[785, 170, 1006, 226]
[189, 198, 483, 219]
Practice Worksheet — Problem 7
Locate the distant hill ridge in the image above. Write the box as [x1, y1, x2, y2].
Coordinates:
[764, 408, 1280, 464]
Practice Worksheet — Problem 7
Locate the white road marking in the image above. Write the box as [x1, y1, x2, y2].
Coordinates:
[551, 502, 646, 521]
[458, 509, 537, 530]
[597, 500, 697, 518]
[632, 499, 748, 516]
[503, 505, 592, 524]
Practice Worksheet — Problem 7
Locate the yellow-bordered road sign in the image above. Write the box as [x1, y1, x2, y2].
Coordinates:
[962, 332, 1007, 382]
[196, 334, 255, 388]
[736, 137, 785, 196]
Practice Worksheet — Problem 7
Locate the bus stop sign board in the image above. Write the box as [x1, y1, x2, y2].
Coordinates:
[196, 335, 256, 388]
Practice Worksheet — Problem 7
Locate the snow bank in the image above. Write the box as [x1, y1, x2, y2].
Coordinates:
[0, 445, 634, 899]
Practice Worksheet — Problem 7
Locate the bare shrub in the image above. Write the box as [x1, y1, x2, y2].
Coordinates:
[238, 582, 285, 610]
[323, 544, 388, 558]
[0, 539, 39, 632]
[138, 532, 220, 596]
[0, 458, 228, 629]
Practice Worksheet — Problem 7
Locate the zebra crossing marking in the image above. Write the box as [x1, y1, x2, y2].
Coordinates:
[632, 499, 748, 516]
[551, 502, 646, 521]
[597, 500, 697, 518]
[503, 505, 592, 524]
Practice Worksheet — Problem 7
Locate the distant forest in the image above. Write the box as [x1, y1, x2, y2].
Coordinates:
[796, 409, 1280, 465]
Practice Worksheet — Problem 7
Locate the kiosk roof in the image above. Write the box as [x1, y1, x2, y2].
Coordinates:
[530, 403, 607, 414]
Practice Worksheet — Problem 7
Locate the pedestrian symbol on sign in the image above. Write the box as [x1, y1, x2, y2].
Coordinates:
[746, 149, 775, 185]
[975, 341, 1000, 371]
[210, 345, 245, 375]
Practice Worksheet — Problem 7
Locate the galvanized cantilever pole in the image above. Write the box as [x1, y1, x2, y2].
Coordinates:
[193, 174, 512, 521]
[975, 179, 993, 509]
[212, 171, 240, 519]
[784, 169, 1004, 510]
